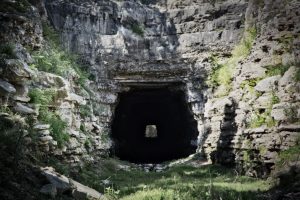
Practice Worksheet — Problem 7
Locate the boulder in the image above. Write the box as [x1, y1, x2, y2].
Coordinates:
[0, 79, 16, 95]
[14, 102, 35, 114]
[278, 66, 297, 88]
[41, 167, 70, 193]
[70, 179, 106, 200]
[254, 75, 280, 92]
[40, 184, 57, 198]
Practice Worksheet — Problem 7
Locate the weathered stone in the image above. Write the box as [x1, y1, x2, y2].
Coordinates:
[34, 124, 51, 130]
[65, 93, 86, 105]
[254, 75, 280, 92]
[39, 136, 53, 142]
[70, 179, 105, 200]
[271, 103, 290, 121]
[14, 102, 35, 114]
[0, 79, 16, 95]
[41, 167, 70, 192]
[278, 66, 297, 88]
[40, 184, 57, 198]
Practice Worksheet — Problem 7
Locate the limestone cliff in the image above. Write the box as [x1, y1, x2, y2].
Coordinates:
[0, 0, 299, 179]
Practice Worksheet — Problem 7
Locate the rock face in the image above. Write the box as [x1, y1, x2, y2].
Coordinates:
[0, 0, 299, 176]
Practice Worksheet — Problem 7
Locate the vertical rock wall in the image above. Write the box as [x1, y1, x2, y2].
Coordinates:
[1, 0, 299, 175]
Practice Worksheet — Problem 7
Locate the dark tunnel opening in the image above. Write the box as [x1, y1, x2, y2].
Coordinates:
[111, 87, 199, 163]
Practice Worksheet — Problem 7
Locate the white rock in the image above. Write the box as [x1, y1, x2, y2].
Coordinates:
[70, 179, 105, 200]
[254, 75, 280, 92]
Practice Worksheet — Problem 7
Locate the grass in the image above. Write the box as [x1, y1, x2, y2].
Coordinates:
[69, 159, 271, 200]
[29, 88, 69, 148]
[208, 27, 257, 96]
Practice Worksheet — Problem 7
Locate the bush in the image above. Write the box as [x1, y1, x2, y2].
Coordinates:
[79, 104, 91, 118]
[131, 23, 144, 36]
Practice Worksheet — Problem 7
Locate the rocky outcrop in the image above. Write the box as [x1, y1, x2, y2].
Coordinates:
[0, 0, 299, 177]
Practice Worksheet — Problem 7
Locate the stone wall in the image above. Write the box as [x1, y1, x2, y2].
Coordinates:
[0, 0, 299, 175]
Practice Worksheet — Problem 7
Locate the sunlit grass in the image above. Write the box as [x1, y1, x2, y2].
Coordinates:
[69, 159, 271, 200]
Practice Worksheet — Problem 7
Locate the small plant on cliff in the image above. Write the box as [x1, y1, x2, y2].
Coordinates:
[131, 23, 144, 37]
[29, 88, 69, 148]
[79, 104, 92, 118]
[265, 64, 290, 77]
[31, 23, 90, 86]
[208, 27, 257, 96]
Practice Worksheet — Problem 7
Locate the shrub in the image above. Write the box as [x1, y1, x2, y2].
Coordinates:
[79, 104, 91, 118]
[131, 23, 144, 36]
[265, 64, 290, 76]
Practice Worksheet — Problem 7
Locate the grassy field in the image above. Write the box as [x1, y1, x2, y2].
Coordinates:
[66, 159, 272, 200]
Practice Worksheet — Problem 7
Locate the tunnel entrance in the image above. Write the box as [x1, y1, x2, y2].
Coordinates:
[111, 87, 199, 163]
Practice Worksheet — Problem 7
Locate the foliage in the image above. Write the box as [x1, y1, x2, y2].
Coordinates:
[276, 137, 300, 168]
[29, 88, 69, 148]
[0, 111, 27, 169]
[271, 93, 280, 105]
[248, 109, 277, 128]
[131, 23, 144, 36]
[265, 64, 290, 77]
[79, 104, 91, 118]
[31, 23, 89, 86]
[0, 43, 16, 57]
[73, 161, 270, 200]
[208, 27, 257, 96]
[0, 0, 31, 13]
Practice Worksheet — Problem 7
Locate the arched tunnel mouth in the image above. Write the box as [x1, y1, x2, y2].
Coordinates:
[111, 86, 199, 164]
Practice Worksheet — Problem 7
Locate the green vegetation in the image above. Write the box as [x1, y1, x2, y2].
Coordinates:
[29, 88, 69, 148]
[208, 27, 257, 96]
[276, 137, 300, 169]
[284, 105, 299, 123]
[131, 23, 144, 36]
[79, 104, 91, 118]
[30, 23, 89, 86]
[0, 43, 16, 57]
[0, 0, 31, 13]
[71, 160, 270, 200]
[248, 93, 279, 128]
[265, 64, 290, 77]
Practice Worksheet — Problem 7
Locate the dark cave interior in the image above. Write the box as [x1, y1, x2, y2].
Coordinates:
[111, 87, 199, 163]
